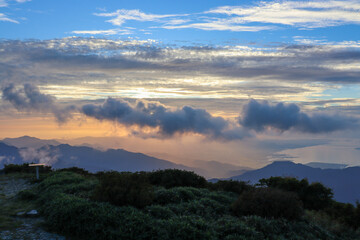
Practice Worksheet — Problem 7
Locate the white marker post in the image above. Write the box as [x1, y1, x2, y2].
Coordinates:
[29, 163, 46, 179]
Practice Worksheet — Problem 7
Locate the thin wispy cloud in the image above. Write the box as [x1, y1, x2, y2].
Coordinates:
[94, 9, 185, 26]
[72, 28, 133, 35]
[0, 13, 18, 23]
[161, 21, 273, 32]
[0, 0, 7, 7]
[93, 1, 360, 33]
[208, 0, 360, 29]
[0, 0, 32, 23]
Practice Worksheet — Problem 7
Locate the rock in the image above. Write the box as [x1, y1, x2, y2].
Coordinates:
[26, 209, 38, 216]
[17, 211, 26, 216]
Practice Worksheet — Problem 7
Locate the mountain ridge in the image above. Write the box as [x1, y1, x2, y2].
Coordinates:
[230, 161, 360, 204]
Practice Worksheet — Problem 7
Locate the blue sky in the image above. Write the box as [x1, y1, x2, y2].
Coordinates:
[2, 0, 360, 45]
[1, 0, 360, 167]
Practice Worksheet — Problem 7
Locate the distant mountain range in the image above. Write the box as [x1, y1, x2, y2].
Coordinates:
[1, 136, 360, 204]
[230, 161, 360, 204]
[2, 136, 61, 149]
[0, 136, 250, 178]
[0, 141, 194, 173]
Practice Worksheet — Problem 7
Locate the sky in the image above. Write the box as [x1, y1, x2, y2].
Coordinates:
[0, 0, 360, 168]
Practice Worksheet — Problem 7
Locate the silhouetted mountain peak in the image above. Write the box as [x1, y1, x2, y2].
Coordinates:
[230, 161, 360, 204]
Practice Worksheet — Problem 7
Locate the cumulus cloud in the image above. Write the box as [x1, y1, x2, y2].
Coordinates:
[1, 83, 76, 123]
[239, 99, 358, 133]
[82, 97, 249, 140]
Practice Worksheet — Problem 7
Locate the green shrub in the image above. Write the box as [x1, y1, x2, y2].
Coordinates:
[92, 171, 153, 208]
[232, 188, 304, 220]
[214, 216, 263, 240]
[145, 205, 175, 220]
[209, 180, 253, 195]
[4, 163, 52, 174]
[168, 198, 229, 219]
[147, 169, 207, 188]
[259, 177, 333, 210]
[17, 189, 37, 200]
[56, 167, 91, 176]
[37, 171, 85, 191]
[41, 193, 157, 240]
[153, 187, 201, 204]
[158, 216, 217, 240]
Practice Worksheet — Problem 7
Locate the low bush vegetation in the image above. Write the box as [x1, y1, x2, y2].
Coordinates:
[208, 179, 253, 195]
[232, 187, 304, 220]
[56, 167, 91, 176]
[3, 164, 359, 240]
[147, 169, 207, 189]
[92, 171, 154, 208]
[4, 163, 51, 174]
[259, 176, 333, 210]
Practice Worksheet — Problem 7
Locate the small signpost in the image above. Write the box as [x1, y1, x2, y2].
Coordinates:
[29, 163, 46, 179]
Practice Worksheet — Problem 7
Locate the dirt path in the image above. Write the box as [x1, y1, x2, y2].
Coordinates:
[0, 176, 66, 240]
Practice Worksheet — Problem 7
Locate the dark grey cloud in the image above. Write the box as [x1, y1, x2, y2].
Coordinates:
[239, 99, 358, 133]
[0, 38, 360, 89]
[82, 97, 250, 140]
[1, 83, 76, 123]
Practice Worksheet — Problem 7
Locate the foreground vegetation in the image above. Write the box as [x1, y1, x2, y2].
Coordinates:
[2, 164, 360, 239]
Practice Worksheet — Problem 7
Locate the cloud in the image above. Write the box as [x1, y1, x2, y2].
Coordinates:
[0, 13, 18, 23]
[82, 97, 249, 140]
[0, 38, 360, 104]
[71, 28, 133, 35]
[161, 21, 273, 32]
[95, 9, 184, 26]
[92, 1, 360, 33]
[239, 99, 358, 133]
[19, 146, 59, 165]
[208, 0, 360, 29]
[0, 0, 7, 7]
[1, 83, 76, 123]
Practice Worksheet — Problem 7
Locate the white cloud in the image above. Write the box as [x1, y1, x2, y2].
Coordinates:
[162, 21, 273, 32]
[71, 28, 133, 35]
[0, 0, 31, 7]
[95, 9, 185, 26]
[208, 0, 360, 29]
[92, 1, 360, 33]
[0, 13, 18, 23]
[0, 0, 7, 7]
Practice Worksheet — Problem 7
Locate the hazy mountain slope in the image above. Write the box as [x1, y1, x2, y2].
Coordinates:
[191, 160, 252, 178]
[40, 144, 196, 173]
[230, 161, 360, 204]
[0, 142, 23, 168]
[1, 136, 61, 149]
